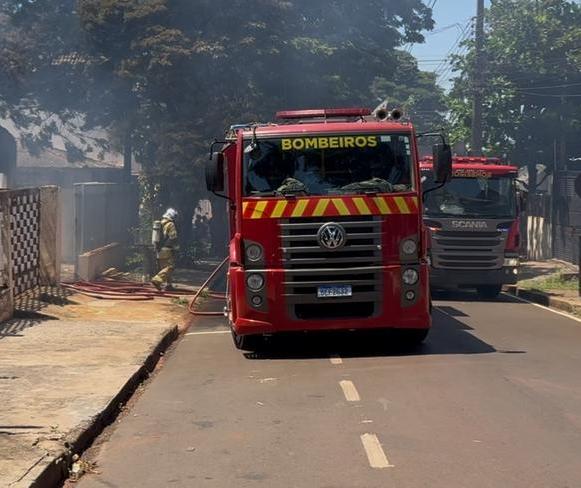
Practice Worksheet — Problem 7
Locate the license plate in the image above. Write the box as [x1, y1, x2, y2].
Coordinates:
[317, 285, 352, 298]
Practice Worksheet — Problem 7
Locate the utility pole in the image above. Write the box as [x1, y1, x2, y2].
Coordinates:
[470, 0, 485, 156]
[123, 132, 132, 184]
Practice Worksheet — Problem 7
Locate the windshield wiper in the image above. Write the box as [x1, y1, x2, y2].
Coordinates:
[276, 189, 310, 198]
[342, 187, 383, 195]
[248, 190, 309, 198]
[249, 191, 277, 197]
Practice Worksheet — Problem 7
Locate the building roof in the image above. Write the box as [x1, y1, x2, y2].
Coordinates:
[17, 146, 123, 169]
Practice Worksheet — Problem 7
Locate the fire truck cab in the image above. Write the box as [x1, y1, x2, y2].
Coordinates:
[207, 108, 452, 350]
[420, 156, 520, 299]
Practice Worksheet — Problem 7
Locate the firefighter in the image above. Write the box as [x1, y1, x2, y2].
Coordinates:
[151, 208, 179, 291]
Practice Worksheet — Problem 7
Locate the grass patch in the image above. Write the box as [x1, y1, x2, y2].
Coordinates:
[520, 273, 578, 292]
[171, 297, 190, 307]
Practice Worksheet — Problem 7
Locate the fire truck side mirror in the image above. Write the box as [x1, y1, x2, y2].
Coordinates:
[433, 143, 452, 184]
[206, 152, 225, 193]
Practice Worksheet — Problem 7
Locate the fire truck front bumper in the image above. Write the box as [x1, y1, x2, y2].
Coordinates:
[230, 264, 431, 336]
[429, 266, 518, 289]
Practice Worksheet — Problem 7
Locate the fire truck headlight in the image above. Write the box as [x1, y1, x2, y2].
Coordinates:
[251, 295, 263, 307]
[246, 273, 265, 291]
[402, 269, 419, 285]
[504, 258, 519, 267]
[402, 239, 417, 255]
[246, 244, 263, 262]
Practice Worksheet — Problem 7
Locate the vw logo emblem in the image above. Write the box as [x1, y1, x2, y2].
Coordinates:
[317, 223, 346, 250]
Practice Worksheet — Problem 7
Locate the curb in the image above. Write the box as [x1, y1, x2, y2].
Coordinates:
[28, 325, 179, 488]
[505, 286, 581, 316]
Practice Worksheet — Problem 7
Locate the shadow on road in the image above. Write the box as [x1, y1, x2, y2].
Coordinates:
[244, 307, 497, 360]
[432, 289, 517, 304]
[189, 271, 506, 360]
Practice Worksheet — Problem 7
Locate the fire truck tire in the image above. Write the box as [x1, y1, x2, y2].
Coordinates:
[231, 330, 264, 351]
[476, 285, 502, 299]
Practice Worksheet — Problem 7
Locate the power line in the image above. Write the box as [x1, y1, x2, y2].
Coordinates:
[513, 81, 581, 90]
[427, 23, 461, 36]
[436, 18, 472, 73]
[433, 21, 472, 79]
[436, 24, 473, 81]
[519, 91, 581, 98]
[435, 27, 472, 82]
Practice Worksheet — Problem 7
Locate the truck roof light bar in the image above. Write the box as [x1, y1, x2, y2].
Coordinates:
[229, 123, 273, 131]
[275, 108, 372, 120]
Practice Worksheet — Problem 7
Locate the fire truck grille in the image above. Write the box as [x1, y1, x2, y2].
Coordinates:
[431, 230, 506, 270]
[280, 216, 382, 320]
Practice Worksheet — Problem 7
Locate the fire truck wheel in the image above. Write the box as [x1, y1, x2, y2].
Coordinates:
[476, 285, 502, 299]
[231, 330, 264, 351]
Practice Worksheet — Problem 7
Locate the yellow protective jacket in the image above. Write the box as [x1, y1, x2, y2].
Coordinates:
[160, 217, 178, 250]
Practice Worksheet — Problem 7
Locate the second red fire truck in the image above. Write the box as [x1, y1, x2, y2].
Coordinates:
[420, 156, 520, 298]
[206, 107, 452, 350]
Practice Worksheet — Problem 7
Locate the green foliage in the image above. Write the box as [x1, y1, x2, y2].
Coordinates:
[447, 0, 581, 163]
[171, 296, 189, 307]
[0, 0, 445, 221]
[520, 272, 579, 292]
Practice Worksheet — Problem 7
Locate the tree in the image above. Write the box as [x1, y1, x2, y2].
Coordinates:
[0, 0, 444, 255]
[447, 0, 581, 165]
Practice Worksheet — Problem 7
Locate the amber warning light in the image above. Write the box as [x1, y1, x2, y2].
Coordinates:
[276, 108, 372, 120]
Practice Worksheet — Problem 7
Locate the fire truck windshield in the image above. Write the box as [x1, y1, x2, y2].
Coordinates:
[423, 173, 516, 218]
[243, 134, 412, 196]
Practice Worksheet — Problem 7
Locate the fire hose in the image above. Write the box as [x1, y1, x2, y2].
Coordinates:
[62, 257, 229, 316]
[188, 257, 229, 317]
[61, 280, 197, 301]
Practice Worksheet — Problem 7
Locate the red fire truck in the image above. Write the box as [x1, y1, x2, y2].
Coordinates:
[206, 108, 452, 350]
[420, 156, 520, 298]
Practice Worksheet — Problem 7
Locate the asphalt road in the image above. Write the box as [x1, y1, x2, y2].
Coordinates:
[77, 293, 581, 488]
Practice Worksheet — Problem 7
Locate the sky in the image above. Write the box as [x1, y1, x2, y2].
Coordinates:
[409, 0, 492, 89]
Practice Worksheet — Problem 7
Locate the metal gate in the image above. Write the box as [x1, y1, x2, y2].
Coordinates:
[9, 189, 41, 295]
[553, 171, 581, 265]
